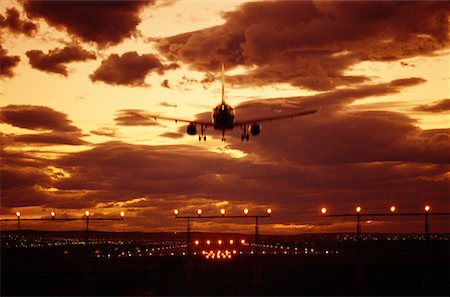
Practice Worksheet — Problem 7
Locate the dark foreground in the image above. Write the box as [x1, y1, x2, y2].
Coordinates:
[2, 240, 449, 296]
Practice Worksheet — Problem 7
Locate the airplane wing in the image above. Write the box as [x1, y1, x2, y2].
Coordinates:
[142, 113, 214, 126]
[234, 108, 319, 126]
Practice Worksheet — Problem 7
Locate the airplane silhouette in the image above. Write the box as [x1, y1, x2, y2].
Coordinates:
[147, 65, 319, 141]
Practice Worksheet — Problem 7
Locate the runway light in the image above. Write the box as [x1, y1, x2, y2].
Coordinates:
[50, 211, 56, 218]
[197, 209, 202, 216]
[321, 207, 327, 215]
[355, 206, 362, 213]
[424, 205, 431, 212]
[173, 209, 179, 216]
[16, 211, 21, 217]
[220, 209, 226, 216]
[85, 211, 90, 217]
[120, 211, 125, 218]
[243, 208, 249, 215]
[390, 206, 396, 213]
[266, 208, 272, 215]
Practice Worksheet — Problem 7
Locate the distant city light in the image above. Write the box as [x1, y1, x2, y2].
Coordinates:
[120, 211, 125, 218]
[243, 208, 249, 215]
[85, 211, 90, 217]
[266, 208, 272, 215]
[218, 240, 222, 245]
[390, 206, 396, 213]
[424, 205, 431, 212]
[321, 207, 327, 215]
[220, 209, 226, 215]
[197, 209, 202, 216]
[355, 206, 362, 213]
[16, 211, 21, 217]
[229, 239, 234, 245]
[206, 240, 211, 245]
[241, 239, 245, 244]
[194, 240, 199, 245]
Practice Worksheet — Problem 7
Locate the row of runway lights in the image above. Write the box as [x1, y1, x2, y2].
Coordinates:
[194, 239, 246, 245]
[173, 208, 272, 216]
[11, 205, 434, 218]
[13, 211, 126, 218]
[320, 205, 432, 214]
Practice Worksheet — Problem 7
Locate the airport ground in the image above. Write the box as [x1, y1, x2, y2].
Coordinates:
[1, 233, 449, 296]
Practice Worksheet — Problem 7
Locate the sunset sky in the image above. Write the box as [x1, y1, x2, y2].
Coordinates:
[1, 0, 449, 234]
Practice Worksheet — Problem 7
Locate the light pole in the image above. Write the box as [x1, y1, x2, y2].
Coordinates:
[355, 206, 362, 240]
[424, 205, 430, 241]
[16, 212, 21, 231]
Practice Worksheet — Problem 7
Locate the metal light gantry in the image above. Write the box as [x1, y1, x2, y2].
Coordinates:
[173, 207, 272, 255]
[172, 207, 272, 285]
[1, 211, 126, 232]
[320, 205, 450, 240]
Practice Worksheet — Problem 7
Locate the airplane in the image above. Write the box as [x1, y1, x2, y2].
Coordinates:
[146, 64, 319, 142]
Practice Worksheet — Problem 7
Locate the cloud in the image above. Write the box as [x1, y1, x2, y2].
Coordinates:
[0, 45, 20, 78]
[0, 105, 80, 132]
[159, 132, 184, 139]
[114, 109, 161, 126]
[14, 132, 87, 146]
[0, 149, 52, 207]
[90, 52, 178, 87]
[1, 131, 448, 232]
[0, 105, 86, 146]
[23, 0, 154, 47]
[0, 7, 38, 36]
[90, 127, 118, 137]
[26, 45, 96, 76]
[161, 79, 170, 88]
[160, 102, 177, 108]
[157, 1, 449, 90]
[413, 99, 450, 113]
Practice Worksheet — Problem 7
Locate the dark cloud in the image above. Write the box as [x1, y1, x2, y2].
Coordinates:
[0, 45, 20, 78]
[90, 52, 178, 86]
[90, 127, 118, 137]
[159, 132, 184, 139]
[161, 79, 170, 88]
[157, 1, 449, 90]
[115, 109, 161, 126]
[232, 77, 426, 115]
[0, 7, 38, 36]
[1, 126, 448, 231]
[0, 105, 80, 132]
[23, 0, 154, 47]
[0, 149, 52, 207]
[413, 99, 450, 113]
[14, 132, 87, 146]
[26, 45, 96, 76]
[160, 102, 177, 108]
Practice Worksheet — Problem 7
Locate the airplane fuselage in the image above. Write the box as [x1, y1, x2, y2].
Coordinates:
[212, 103, 235, 130]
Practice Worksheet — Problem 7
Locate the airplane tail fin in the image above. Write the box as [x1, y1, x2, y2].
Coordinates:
[221, 63, 225, 105]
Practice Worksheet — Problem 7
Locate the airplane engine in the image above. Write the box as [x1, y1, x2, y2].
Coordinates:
[187, 123, 197, 135]
[250, 123, 261, 136]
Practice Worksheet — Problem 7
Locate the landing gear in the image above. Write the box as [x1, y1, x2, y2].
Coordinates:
[221, 130, 226, 142]
[198, 125, 207, 141]
[241, 125, 250, 141]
